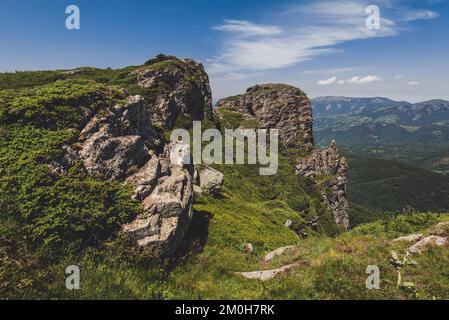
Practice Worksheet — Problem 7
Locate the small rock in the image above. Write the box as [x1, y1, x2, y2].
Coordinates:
[284, 219, 292, 228]
[198, 165, 224, 196]
[244, 243, 254, 254]
[264, 245, 297, 262]
[193, 185, 203, 197]
[238, 264, 300, 281]
[430, 222, 449, 237]
[408, 236, 449, 254]
[392, 234, 423, 243]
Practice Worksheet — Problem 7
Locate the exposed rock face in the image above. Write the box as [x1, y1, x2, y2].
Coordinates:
[73, 94, 195, 256]
[295, 141, 350, 230]
[123, 141, 194, 256]
[135, 54, 213, 130]
[79, 95, 160, 180]
[216, 84, 314, 149]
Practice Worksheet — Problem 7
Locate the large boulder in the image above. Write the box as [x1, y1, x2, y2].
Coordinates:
[135, 54, 213, 130]
[216, 84, 314, 149]
[195, 165, 224, 196]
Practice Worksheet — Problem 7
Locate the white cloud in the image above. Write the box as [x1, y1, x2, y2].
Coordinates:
[341, 75, 382, 84]
[303, 67, 360, 75]
[317, 76, 337, 85]
[400, 10, 439, 22]
[208, 0, 399, 78]
[337, 80, 346, 84]
[212, 20, 282, 37]
[406, 81, 420, 86]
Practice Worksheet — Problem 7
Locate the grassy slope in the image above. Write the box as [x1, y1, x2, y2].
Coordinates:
[1, 69, 449, 300]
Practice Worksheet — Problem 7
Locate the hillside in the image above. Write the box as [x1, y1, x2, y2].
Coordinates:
[1, 56, 449, 300]
[346, 154, 449, 213]
[313, 97, 449, 173]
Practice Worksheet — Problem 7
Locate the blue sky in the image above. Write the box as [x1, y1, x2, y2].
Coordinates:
[0, 0, 448, 102]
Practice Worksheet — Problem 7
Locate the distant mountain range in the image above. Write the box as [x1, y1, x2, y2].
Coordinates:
[312, 96, 449, 173]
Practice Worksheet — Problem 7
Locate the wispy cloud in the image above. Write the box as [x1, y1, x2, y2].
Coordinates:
[317, 74, 382, 85]
[400, 10, 439, 22]
[406, 81, 420, 86]
[346, 75, 382, 84]
[208, 0, 439, 78]
[317, 76, 338, 85]
[212, 20, 282, 37]
[303, 67, 360, 74]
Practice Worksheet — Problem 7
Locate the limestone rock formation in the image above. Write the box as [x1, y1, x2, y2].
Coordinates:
[295, 141, 350, 230]
[134, 54, 213, 130]
[216, 84, 314, 149]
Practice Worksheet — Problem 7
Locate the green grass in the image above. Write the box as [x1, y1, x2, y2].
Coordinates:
[2, 67, 449, 300]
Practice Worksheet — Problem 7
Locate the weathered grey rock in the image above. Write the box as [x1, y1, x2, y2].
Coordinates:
[244, 243, 254, 254]
[238, 264, 301, 281]
[408, 236, 449, 254]
[79, 95, 159, 180]
[264, 245, 297, 262]
[77, 93, 194, 256]
[123, 141, 194, 256]
[197, 165, 224, 196]
[135, 55, 213, 130]
[216, 84, 314, 149]
[295, 141, 349, 230]
[392, 234, 423, 243]
[430, 222, 449, 237]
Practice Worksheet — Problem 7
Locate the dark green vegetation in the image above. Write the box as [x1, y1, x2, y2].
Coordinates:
[1, 69, 449, 299]
[346, 154, 449, 213]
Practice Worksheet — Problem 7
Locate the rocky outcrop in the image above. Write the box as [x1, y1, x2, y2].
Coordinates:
[74, 93, 195, 256]
[295, 141, 350, 230]
[123, 141, 194, 256]
[79, 95, 160, 180]
[217, 84, 349, 230]
[216, 84, 314, 149]
[134, 54, 213, 130]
